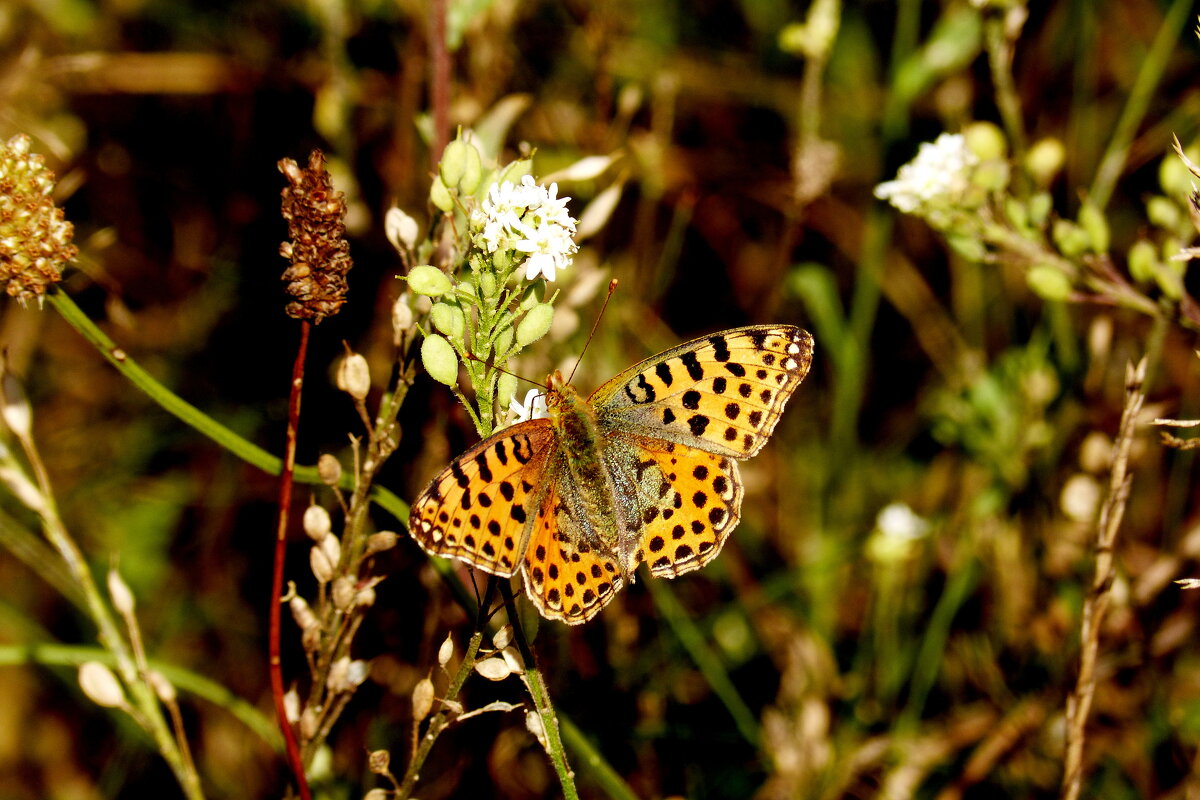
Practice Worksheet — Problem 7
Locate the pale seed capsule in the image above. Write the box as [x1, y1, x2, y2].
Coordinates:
[147, 670, 176, 703]
[317, 454, 341, 486]
[310, 545, 334, 583]
[303, 504, 332, 541]
[107, 569, 135, 615]
[289, 595, 318, 631]
[78, 662, 126, 708]
[300, 707, 319, 740]
[384, 206, 419, 252]
[412, 677, 435, 722]
[437, 634, 454, 666]
[474, 656, 511, 681]
[365, 531, 398, 556]
[320, 533, 342, 568]
[332, 576, 356, 611]
[337, 352, 371, 400]
[367, 749, 391, 775]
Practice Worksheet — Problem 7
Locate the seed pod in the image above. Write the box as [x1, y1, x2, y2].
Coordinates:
[303, 504, 332, 540]
[421, 334, 459, 386]
[317, 454, 341, 486]
[367, 749, 391, 775]
[332, 576, 356, 611]
[474, 656, 512, 681]
[516, 303, 554, 346]
[79, 662, 126, 708]
[310, 545, 334, 583]
[412, 677, 435, 722]
[384, 207, 419, 252]
[337, 353, 371, 400]
[107, 569, 135, 616]
[438, 634, 454, 666]
[365, 531, 398, 555]
[407, 265, 452, 297]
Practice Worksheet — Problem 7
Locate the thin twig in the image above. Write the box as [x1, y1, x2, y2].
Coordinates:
[1061, 357, 1146, 800]
[270, 320, 313, 800]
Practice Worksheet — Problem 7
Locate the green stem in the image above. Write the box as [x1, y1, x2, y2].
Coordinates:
[1088, 0, 1192, 210]
[500, 582, 579, 800]
[46, 290, 410, 523]
[0, 642, 282, 752]
[558, 714, 640, 800]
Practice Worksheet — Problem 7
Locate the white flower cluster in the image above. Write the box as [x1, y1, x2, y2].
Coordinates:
[874, 133, 978, 215]
[472, 175, 578, 282]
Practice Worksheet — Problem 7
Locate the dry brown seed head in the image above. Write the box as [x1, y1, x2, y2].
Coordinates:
[278, 150, 352, 323]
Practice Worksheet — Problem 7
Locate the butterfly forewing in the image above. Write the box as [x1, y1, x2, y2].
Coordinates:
[592, 326, 813, 459]
[409, 421, 554, 577]
[522, 483, 625, 624]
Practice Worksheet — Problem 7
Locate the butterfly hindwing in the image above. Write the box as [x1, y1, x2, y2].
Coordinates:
[592, 326, 813, 459]
[409, 420, 555, 577]
[522, 480, 625, 624]
[608, 435, 743, 577]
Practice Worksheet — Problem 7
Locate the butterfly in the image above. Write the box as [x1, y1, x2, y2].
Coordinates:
[408, 325, 814, 624]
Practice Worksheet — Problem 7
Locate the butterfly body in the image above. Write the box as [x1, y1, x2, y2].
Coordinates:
[410, 325, 814, 624]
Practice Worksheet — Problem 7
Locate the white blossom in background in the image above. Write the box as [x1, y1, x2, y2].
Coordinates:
[471, 175, 578, 281]
[508, 389, 548, 423]
[874, 133, 979, 215]
[865, 502, 931, 564]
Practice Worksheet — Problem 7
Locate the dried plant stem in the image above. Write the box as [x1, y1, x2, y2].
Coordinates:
[270, 320, 313, 800]
[1061, 357, 1146, 800]
[10, 424, 204, 798]
[429, 0, 450, 160]
[398, 578, 497, 797]
[499, 582, 580, 800]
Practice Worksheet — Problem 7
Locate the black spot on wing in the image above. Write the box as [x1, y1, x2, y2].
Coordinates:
[680, 351, 705, 380]
[625, 373, 656, 404]
[709, 335, 731, 362]
[655, 361, 673, 387]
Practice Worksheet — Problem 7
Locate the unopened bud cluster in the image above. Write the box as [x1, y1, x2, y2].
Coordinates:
[0, 135, 75, 307]
[408, 136, 573, 419]
[278, 150, 352, 323]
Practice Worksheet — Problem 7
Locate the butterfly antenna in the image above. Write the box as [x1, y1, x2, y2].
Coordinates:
[463, 352, 543, 388]
[568, 278, 619, 384]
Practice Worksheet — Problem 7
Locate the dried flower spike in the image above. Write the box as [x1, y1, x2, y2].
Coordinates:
[278, 150, 352, 323]
[0, 135, 76, 307]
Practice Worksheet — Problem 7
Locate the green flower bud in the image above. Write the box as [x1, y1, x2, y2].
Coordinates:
[1004, 197, 1028, 230]
[1026, 264, 1072, 301]
[1078, 202, 1110, 253]
[430, 175, 454, 213]
[459, 143, 483, 196]
[407, 265, 452, 297]
[430, 301, 465, 340]
[492, 248, 512, 274]
[516, 303, 554, 346]
[1155, 261, 1184, 300]
[439, 139, 470, 188]
[1025, 138, 1065, 187]
[498, 159, 532, 186]
[946, 232, 987, 262]
[969, 161, 1009, 194]
[497, 372, 518, 409]
[1127, 239, 1158, 284]
[480, 271, 498, 299]
[964, 121, 1006, 162]
[518, 284, 541, 312]
[421, 334, 459, 386]
[1028, 192, 1053, 227]
[1159, 145, 1200, 198]
[495, 325, 514, 358]
[1146, 196, 1183, 231]
[1052, 219, 1090, 259]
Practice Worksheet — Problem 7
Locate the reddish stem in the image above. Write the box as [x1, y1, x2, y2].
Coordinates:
[270, 320, 313, 800]
[430, 0, 450, 161]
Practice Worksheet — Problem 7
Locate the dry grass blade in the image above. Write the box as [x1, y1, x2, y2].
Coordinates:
[1061, 357, 1147, 800]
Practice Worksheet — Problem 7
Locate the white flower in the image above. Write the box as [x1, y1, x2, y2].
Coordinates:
[472, 175, 578, 282]
[874, 133, 978, 214]
[865, 502, 930, 564]
[509, 389, 548, 423]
